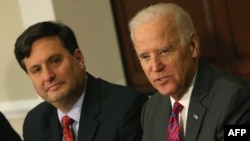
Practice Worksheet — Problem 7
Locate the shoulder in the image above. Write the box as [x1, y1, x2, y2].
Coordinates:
[24, 101, 55, 126]
[196, 63, 250, 115]
[87, 73, 147, 100]
[87, 73, 141, 95]
[197, 62, 250, 93]
[98, 77, 148, 102]
[86, 76, 148, 113]
[210, 65, 250, 92]
[26, 101, 55, 116]
[143, 92, 169, 111]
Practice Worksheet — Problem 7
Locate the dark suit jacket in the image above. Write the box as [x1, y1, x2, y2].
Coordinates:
[141, 62, 250, 141]
[0, 112, 22, 141]
[23, 73, 147, 141]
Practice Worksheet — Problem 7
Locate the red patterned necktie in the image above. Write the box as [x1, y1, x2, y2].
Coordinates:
[167, 101, 184, 141]
[62, 115, 74, 141]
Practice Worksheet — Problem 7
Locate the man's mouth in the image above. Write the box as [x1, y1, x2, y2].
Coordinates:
[155, 76, 169, 84]
[45, 81, 63, 92]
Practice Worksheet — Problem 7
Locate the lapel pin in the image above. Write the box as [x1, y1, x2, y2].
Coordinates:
[193, 114, 198, 120]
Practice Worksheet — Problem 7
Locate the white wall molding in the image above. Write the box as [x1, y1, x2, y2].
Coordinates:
[0, 98, 43, 119]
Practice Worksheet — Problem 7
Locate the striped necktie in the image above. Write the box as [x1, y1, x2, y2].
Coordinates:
[167, 101, 184, 141]
[62, 115, 74, 141]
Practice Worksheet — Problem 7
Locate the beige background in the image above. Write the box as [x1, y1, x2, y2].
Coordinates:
[0, 0, 126, 139]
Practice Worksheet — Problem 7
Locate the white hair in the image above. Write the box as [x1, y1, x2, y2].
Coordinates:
[128, 3, 196, 46]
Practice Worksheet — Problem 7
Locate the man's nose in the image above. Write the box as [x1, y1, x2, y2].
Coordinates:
[42, 67, 56, 82]
[151, 56, 164, 72]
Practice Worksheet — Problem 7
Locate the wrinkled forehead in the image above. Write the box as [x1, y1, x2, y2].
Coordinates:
[132, 15, 179, 43]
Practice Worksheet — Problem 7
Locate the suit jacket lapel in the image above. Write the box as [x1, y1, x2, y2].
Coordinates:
[185, 62, 212, 141]
[161, 97, 172, 140]
[77, 74, 101, 141]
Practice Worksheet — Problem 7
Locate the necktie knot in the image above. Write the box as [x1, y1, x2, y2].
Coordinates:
[62, 115, 74, 141]
[167, 101, 184, 141]
[172, 101, 184, 114]
[62, 115, 74, 126]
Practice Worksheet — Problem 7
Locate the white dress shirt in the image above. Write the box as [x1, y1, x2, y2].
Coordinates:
[170, 72, 197, 136]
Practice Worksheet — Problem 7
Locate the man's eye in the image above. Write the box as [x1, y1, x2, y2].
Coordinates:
[51, 57, 61, 64]
[31, 68, 41, 74]
[159, 48, 170, 55]
[139, 54, 150, 60]
[53, 59, 59, 63]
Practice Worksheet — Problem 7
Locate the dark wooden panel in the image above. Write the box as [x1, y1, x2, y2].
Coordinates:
[227, 1, 250, 79]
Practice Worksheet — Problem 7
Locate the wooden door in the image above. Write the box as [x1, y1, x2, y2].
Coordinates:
[111, 0, 250, 93]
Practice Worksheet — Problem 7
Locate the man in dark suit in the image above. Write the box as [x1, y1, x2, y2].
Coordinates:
[14, 21, 147, 141]
[0, 112, 22, 141]
[128, 3, 250, 141]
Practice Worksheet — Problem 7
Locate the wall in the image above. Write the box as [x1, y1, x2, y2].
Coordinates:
[0, 0, 125, 138]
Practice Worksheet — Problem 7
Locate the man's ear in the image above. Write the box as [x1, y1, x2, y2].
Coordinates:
[190, 32, 200, 57]
[74, 49, 85, 70]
